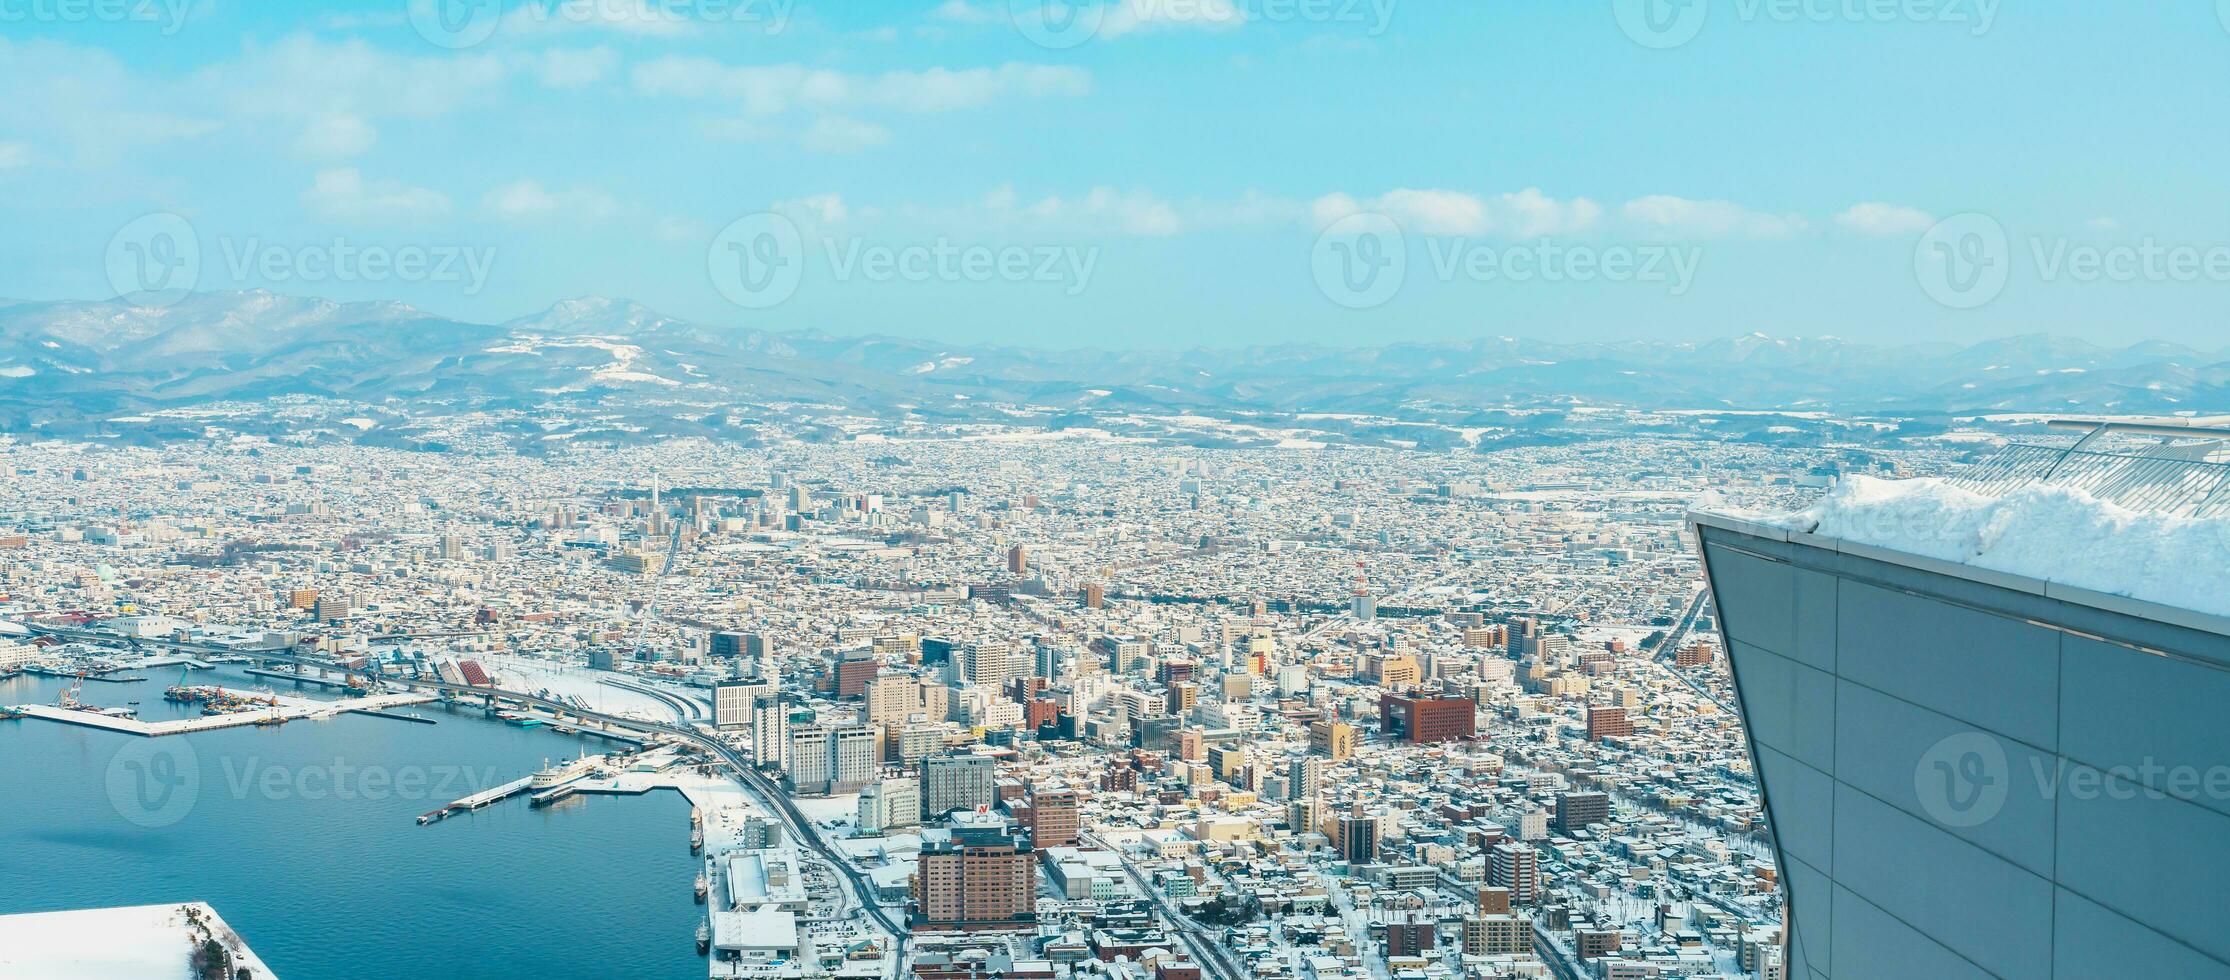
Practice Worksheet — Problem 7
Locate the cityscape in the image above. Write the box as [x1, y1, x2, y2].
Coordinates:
[6, 4, 2230, 980]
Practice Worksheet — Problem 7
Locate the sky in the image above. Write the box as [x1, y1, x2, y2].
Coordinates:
[1, 0, 2227, 351]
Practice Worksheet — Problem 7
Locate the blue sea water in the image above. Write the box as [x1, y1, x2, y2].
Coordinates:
[0, 667, 706, 979]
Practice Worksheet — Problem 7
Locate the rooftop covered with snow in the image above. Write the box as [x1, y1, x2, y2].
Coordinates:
[1689, 418, 2230, 630]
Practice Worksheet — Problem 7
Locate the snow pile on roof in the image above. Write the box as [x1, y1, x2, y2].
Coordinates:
[1718, 475, 2230, 619]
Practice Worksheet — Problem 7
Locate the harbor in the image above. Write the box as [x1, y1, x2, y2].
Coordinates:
[8, 688, 436, 737]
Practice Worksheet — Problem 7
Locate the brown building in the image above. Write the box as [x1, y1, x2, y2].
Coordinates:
[1080, 582, 1105, 609]
[1384, 920, 1435, 958]
[1006, 545, 1028, 575]
[1556, 791, 1611, 835]
[1576, 927, 1624, 959]
[1307, 719, 1357, 761]
[1675, 641, 1716, 667]
[836, 653, 881, 699]
[1586, 705, 1633, 742]
[1023, 788, 1079, 848]
[912, 827, 1036, 931]
[1379, 693, 1477, 744]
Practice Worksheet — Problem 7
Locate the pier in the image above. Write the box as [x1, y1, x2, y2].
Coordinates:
[6, 689, 436, 738]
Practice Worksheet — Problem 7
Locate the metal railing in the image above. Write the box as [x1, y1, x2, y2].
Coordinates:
[1949, 419, 2230, 519]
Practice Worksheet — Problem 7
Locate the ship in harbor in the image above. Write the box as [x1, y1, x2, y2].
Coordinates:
[528, 754, 601, 791]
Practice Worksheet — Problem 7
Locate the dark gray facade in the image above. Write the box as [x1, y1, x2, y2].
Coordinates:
[1693, 513, 2230, 980]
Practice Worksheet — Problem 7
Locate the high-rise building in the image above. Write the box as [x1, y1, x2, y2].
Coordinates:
[1080, 582, 1105, 609]
[750, 696, 790, 769]
[911, 825, 1036, 930]
[784, 725, 877, 795]
[1022, 788, 1079, 848]
[1556, 791, 1611, 835]
[1288, 757, 1325, 799]
[1489, 842, 1538, 905]
[312, 594, 351, 622]
[921, 753, 997, 820]
[835, 649, 880, 699]
[1693, 425, 2230, 980]
[1338, 814, 1379, 865]
[1586, 705, 1632, 742]
[1006, 544, 1027, 575]
[858, 778, 920, 835]
[1308, 720, 1356, 761]
[1378, 693, 1476, 744]
[1462, 914, 1530, 956]
[713, 679, 767, 730]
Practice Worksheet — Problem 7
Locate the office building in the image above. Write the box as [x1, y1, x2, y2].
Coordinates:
[911, 825, 1036, 930]
[921, 753, 997, 820]
[1379, 693, 1477, 744]
[1556, 791, 1611, 835]
[1693, 423, 2230, 979]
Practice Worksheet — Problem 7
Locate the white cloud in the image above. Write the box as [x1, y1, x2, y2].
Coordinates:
[479, 179, 619, 223]
[528, 47, 620, 89]
[301, 168, 452, 224]
[501, 0, 700, 38]
[294, 114, 378, 158]
[0, 39, 219, 165]
[0, 141, 31, 170]
[1311, 188, 1602, 237]
[1621, 195, 1806, 239]
[929, 0, 997, 24]
[631, 58, 1092, 115]
[1099, 0, 1248, 38]
[801, 116, 892, 154]
[1834, 202, 1937, 236]
[780, 193, 850, 224]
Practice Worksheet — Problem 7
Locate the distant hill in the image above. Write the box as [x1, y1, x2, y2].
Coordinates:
[1, 291, 2223, 429]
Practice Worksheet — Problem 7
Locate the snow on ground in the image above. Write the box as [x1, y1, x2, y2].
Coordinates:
[791, 792, 862, 836]
[480, 654, 677, 720]
[0, 903, 278, 980]
[1719, 475, 2230, 618]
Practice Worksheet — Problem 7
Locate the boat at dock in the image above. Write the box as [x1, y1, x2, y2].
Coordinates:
[694, 874, 708, 904]
[696, 921, 710, 956]
[528, 754, 601, 791]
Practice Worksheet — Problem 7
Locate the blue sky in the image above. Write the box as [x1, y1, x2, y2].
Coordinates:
[1, 1, 2226, 349]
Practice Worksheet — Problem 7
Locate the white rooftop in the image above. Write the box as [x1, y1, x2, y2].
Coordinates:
[1700, 474, 2230, 620]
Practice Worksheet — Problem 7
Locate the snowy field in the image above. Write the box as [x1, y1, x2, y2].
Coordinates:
[480, 654, 680, 720]
[0, 903, 278, 980]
